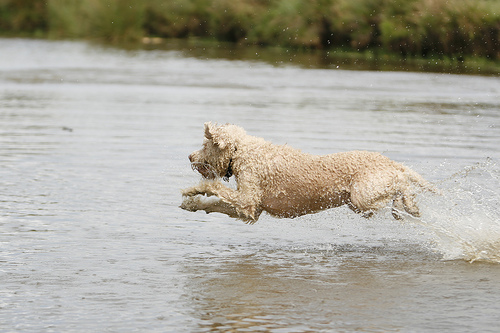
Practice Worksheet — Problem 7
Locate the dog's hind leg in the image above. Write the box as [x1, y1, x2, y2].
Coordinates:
[392, 191, 420, 219]
[347, 201, 374, 218]
[392, 194, 405, 220]
[349, 181, 391, 218]
[402, 192, 420, 217]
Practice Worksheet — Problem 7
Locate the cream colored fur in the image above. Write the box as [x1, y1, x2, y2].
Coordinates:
[180, 122, 437, 223]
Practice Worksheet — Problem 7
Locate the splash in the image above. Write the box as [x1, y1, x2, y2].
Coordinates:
[416, 158, 500, 263]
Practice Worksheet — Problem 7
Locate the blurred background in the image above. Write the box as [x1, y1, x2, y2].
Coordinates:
[1, 0, 499, 73]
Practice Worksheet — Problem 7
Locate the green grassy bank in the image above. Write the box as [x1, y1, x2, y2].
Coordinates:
[1, 0, 499, 63]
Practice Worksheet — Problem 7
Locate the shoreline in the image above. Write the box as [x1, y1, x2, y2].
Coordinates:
[118, 37, 500, 76]
[2, 35, 498, 76]
[1, 0, 499, 75]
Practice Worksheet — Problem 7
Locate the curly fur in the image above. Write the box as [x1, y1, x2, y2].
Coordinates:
[181, 122, 438, 223]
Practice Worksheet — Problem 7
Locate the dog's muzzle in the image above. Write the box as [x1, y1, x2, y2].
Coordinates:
[190, 162, 213, 178]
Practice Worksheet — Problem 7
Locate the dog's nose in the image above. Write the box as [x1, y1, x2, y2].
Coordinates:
[188, 154, 193, 162]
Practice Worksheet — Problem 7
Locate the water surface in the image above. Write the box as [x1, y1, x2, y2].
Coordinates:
[1, 38, 500, 332]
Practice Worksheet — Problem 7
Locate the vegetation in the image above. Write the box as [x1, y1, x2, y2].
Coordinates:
[0, 0, 47, 37]
[1, 0, 499, 62]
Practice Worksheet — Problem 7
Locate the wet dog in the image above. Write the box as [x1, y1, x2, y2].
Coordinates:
[181, 122, 437, 223]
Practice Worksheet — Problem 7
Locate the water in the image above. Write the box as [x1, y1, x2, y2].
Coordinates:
[1, 38, 499, 332]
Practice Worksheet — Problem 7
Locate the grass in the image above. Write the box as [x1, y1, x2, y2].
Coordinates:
[0, 0, 498, 70]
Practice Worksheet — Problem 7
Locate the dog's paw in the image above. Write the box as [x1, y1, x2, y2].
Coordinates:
[180, 196, 202, 212]
[181, 187, 204, 197]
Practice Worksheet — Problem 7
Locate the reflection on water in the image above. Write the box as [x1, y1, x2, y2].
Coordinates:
[1, 38, 500, 332]
[137, 38, 500, 76]
[183, 244, 500, 332]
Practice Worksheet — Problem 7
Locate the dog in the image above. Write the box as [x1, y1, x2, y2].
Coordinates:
[180, 122, 438, 223]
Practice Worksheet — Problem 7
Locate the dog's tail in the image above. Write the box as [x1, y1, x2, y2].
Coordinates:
[405, 167, 442, 195]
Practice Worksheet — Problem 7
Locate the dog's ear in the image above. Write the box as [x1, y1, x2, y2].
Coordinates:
[214, 137, 227, 149]
[204, 122, 213, 140]
[204, 122, 228, 149]
[211, 131, 227, 149]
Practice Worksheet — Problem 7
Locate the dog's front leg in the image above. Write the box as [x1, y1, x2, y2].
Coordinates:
[180, 195, 253, 222]
[181, 180, 262, 223]
[181, 180, 221, 197]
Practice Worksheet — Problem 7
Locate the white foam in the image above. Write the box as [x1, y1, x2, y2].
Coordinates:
[416, 159, 500, 263]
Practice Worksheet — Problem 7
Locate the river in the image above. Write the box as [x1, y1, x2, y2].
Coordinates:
[1, 38, 500, 332]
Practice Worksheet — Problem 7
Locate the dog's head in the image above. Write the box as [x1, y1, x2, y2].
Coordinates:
[189, 122, 245, 181]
